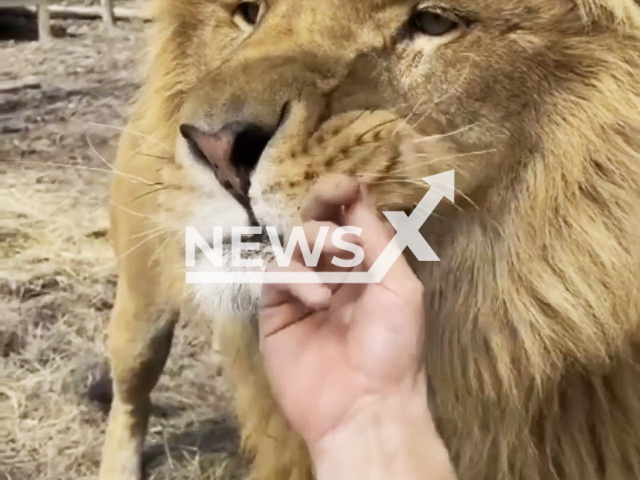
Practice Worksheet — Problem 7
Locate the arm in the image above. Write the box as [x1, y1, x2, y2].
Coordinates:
[259, 176, 459, 480]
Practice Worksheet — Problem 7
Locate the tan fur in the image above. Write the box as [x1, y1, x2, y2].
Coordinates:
[100, 1, 640, 479]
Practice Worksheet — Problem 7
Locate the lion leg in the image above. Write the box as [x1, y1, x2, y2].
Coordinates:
[99, 285, 178, 480]
[220, 320, 313, 480]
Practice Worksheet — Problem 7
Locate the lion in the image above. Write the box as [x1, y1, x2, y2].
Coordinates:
[98, 0, 640, 479]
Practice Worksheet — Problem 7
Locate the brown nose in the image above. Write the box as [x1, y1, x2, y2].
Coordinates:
[180, 121, 273, 204]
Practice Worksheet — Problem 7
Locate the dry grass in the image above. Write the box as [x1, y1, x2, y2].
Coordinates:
[1, 17, 247, 480]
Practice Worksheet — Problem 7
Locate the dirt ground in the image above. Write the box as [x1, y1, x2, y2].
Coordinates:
[1, 15, 247, 480]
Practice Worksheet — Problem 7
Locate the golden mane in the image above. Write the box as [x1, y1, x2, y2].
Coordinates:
[576, 0, 640, 28]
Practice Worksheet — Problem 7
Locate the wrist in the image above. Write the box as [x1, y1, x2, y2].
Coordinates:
[310, 383, 456, 480]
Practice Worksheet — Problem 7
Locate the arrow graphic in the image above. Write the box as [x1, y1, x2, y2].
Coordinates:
[368, 169, 454, 282]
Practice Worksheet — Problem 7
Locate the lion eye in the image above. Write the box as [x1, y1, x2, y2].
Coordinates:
[236, 2, 262, 26]
[411, 11, 459, 36]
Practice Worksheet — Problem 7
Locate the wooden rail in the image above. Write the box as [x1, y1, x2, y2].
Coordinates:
[0, 0, 118, 41]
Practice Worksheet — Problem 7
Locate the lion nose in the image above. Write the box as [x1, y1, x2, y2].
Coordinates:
[179, 121, 273, 201]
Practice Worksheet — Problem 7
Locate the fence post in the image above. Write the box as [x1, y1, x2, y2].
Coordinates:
[101, 0, 115, 28]
[37, 0, 52, 42]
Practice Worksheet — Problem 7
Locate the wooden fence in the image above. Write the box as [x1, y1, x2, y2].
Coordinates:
[0, 0, 120, 41]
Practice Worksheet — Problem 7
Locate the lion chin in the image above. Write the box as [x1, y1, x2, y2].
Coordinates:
[188, 247, 267, 321]
[98, 1, 640, 480]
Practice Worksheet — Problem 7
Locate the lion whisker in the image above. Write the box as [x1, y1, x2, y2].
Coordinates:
[135, 150, 172, 161]
[405, 108, 435, 132]
[412, 123, 479, 143]
[370, 177, 468, 212]
[412, 148, 497, 160]
[130, 185, 181, 203]
[130, 225, 167, 240]
[85, 135, 165, 188]
[391, 96, 427, 137]
[432, 60, 474, 105]
[117, 229, 169, 262]
[148, 230, 183, 267]
[108, 198, 164, 219]
[88, 122, 172, 153]
[9, 160, 167, 188]
[389, 148, 497, 176]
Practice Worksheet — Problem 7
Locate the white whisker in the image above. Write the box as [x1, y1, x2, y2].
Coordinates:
[88, 122, 172, 153]
[85, 135, 162, 187]
[117, 229, 168, 262]
[412, 123, 479, 143]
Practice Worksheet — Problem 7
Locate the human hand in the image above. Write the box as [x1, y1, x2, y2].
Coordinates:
[258, 175, 430, 448]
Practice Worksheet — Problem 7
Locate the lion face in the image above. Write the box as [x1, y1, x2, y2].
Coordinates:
[148, 0, 640, 315]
